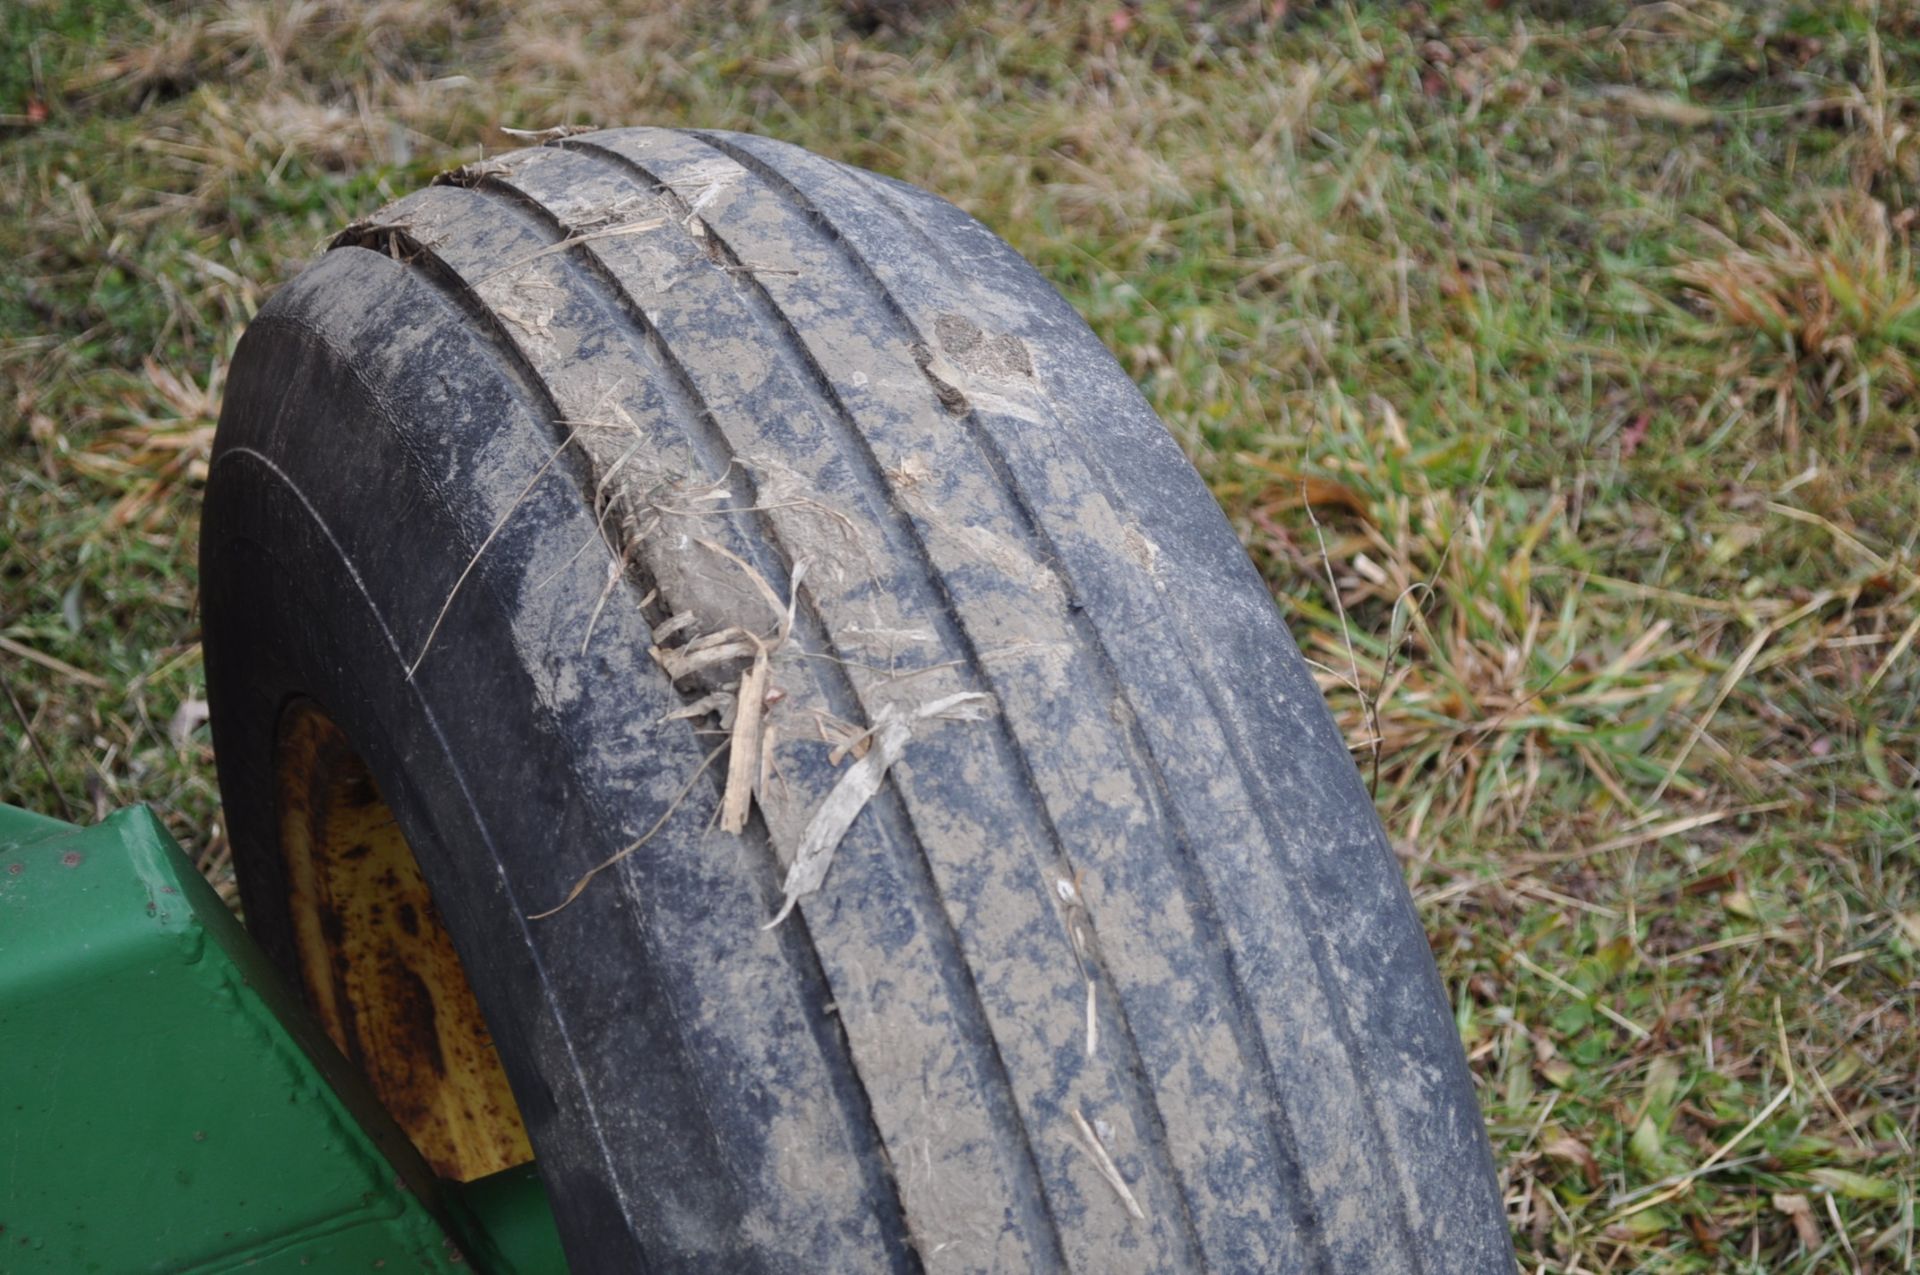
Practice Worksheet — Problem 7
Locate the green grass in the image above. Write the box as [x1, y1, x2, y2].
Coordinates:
[3, 1, 1917, 1268]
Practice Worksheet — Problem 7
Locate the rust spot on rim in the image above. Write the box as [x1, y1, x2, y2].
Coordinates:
[276, 698, 532, 1181]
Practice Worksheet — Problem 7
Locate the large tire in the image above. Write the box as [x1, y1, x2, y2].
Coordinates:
[202, 127, 1511, 1273]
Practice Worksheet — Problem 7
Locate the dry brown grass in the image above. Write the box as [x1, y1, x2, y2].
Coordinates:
[1675, 195, 1919, 450]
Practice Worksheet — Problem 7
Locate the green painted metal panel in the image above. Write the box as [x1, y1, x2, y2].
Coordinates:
[450, 1164, 568, 1274]
[0, 804, 566, 1274]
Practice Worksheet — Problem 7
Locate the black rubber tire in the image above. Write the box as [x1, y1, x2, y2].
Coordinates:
[202, 127, 1511, 1273]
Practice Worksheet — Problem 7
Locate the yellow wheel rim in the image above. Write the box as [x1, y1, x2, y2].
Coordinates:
[276, 698, 533, 1181]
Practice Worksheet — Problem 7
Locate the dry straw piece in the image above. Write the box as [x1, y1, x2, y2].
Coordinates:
[763, 691, 994, 929]
[1069, 1108, 1147, 1222]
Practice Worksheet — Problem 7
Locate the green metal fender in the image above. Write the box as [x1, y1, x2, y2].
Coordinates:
[0, 803, 566, 1274]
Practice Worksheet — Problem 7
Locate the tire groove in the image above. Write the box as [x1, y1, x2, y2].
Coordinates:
[327, 228, 584, 491]
[825, 162, 1448, 1271]
[452, 173, 1064, 1271]
[684, 129, 1354, 1272]
[446, 178, 948, 1272]
[559, 133, 1220, 1270]
[326, 223, 922, 1271]
[668, 132, 1281, 1256]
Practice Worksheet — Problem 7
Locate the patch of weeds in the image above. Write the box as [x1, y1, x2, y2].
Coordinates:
[1672, 195, 1918, 450]
[1, 0, 143, 116]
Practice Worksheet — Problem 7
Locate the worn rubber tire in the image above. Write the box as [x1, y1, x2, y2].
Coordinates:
[203, 127, 1511, 1274]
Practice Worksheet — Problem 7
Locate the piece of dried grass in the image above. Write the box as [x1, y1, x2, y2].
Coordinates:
[720, 649, 770, 834]
[1070, 1109, 1147, 1221]
[529, 741, 729, 920]
[763, 691, 992, 928]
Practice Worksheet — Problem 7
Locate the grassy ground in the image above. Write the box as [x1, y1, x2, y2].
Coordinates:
[3, 0, 1917, 1268]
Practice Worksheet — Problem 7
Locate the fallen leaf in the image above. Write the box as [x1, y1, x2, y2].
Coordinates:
[1543, 1134, 1601, 1189]
[1241, 465, 1376, 524]
[1773, 1192, 1820, 1250]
